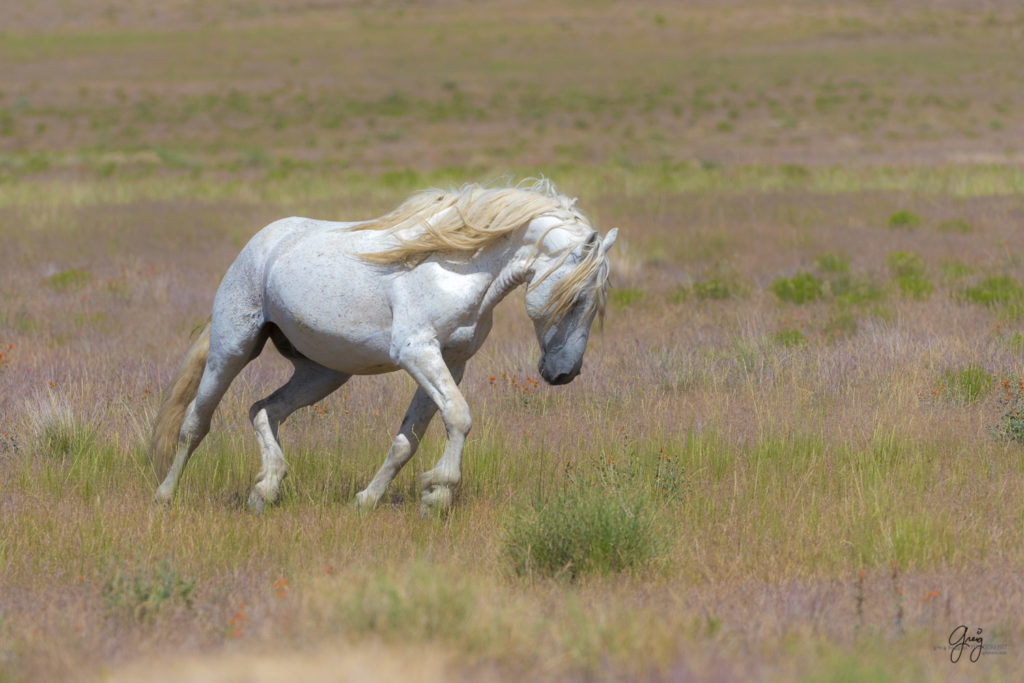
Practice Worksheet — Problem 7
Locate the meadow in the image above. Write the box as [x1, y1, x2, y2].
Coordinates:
[2, 1, 1024, 680]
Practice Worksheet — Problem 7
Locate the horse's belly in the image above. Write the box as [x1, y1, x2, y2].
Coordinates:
[274, 315, 397, 374]
[263, 236, 397, 375]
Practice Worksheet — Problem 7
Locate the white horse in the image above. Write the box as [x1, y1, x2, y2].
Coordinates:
[149, 180, 618, 514]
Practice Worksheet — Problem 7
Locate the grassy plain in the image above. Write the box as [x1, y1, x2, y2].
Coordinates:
[3, 1, 1024, 680]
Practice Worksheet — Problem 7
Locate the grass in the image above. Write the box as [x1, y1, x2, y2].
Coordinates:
[4, 0, 1024, 680]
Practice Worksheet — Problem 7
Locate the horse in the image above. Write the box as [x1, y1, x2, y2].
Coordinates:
[149, 179, 618, 514]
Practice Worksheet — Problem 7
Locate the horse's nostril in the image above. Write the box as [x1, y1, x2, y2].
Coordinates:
[550, 371, 575, 386]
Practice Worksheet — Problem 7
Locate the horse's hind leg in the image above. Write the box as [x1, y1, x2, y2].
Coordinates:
[247, 357, 349, 513]
[154, 330, 262, 504]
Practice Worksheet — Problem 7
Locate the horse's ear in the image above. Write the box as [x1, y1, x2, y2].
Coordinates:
[569, 232, 600, 263]
[599, 228, 618, 255]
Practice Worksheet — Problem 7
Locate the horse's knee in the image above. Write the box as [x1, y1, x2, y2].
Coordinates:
[442, 399, 471, 436]
[388, 433, 414, 461]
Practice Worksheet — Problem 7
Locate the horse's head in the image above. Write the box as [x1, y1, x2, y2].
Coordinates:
[524, 226, 618, 385]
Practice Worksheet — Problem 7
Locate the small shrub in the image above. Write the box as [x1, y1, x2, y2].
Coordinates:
[771, 272, 822, 304]
[963, 276, 1023, 308]
[888, 210, 921, 229]
[103, 559, 195, 621]
[504, 481, 660, 581]
[44, 268, 92, 293]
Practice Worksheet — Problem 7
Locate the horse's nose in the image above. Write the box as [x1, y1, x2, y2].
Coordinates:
[546, 370, 576, 385]
[539, 360, 579, 385]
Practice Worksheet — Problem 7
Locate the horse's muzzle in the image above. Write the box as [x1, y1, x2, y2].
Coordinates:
[538, 354, 581, 385]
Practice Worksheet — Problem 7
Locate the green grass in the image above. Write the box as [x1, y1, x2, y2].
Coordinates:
[939, 365, 993, 406]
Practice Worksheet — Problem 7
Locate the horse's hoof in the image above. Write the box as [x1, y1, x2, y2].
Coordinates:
[419, 485, 453, 517]
[246, 491, 266, 515]
[153, 485, 173, 505]
[353, 490, 376, 511]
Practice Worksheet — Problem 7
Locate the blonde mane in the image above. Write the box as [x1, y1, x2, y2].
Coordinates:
[355, 179, 609, 325]
[353, 179, 582, 262]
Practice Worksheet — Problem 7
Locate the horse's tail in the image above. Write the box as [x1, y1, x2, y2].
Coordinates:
[148, 321, 211, 479]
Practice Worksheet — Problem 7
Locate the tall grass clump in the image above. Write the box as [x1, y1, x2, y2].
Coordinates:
[27, 393, 97, 459]
[939, 365, 992, 406]
[503, 478, 661, 581]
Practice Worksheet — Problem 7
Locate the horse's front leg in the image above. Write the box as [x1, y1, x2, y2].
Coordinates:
[354, 386, 437, 509]
[396, 342, 471, 515]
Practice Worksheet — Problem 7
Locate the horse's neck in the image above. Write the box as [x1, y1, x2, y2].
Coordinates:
[475, 215, 577, 315]
[476, 237, 531, 315]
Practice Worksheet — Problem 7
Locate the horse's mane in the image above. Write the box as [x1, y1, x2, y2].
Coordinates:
[352, 178, 587, 264]
[354, 179, 608, 325]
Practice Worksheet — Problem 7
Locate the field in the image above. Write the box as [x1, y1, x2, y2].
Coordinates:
[3, 0, 1024, 680]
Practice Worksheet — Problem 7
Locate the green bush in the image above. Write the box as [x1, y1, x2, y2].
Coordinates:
[771, 272, 822, 304]
[888, 210, 921, 229]
[504, 481, 660, 580]
[963, 276, 1023, 307]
